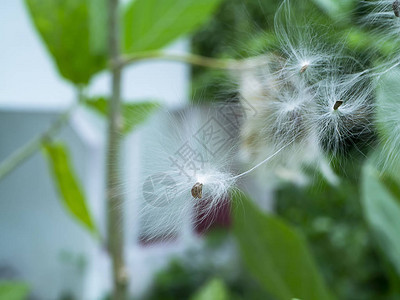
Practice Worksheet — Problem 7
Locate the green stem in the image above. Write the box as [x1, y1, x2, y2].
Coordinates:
[0, 102, 77, 181]
[117, 51, 268, 70]
[106, 0, 128, 299]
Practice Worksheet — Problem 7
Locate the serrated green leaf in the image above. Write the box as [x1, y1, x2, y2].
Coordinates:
[191, 278, 229, 300]
[0, 281, 29, 300]
[43, 143, 98, 236]
[232, 192, 333, 300]
[84, 97, 160, 134]
[25, 0, 106, 84]
[362, 159, 400, 276]
[123, 0, 223, 53]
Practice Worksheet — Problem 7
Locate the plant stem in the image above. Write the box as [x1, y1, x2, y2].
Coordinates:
[107, 0, 128, 299]
[117, 51, 268, 70]
[0, 103, 77, 181]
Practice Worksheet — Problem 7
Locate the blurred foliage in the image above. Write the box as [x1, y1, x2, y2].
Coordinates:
[148, 191, 334, 300]
[43, 142, 99, 237]
[362, 156, 400, 295]
[275, 157, 394, 300]
[88, 0, 108, 55]
[25, 0, 107, 85]
[376, 68, 400, 175]
[311, 0, 355, 21]
[145, 229, 271, 300]
[191, 0, 280, 102]
[190, 0, 400, 101]
[26, 0, 224, 84]
[190, 278, 229, 300]
[84, 97, 160, 134]
[123, 0, 223, 53]
[0, 281, 30, 300]
[360, 65, 400, 298]
[188, 2, 400, 295]
[233, 192, 333, 300]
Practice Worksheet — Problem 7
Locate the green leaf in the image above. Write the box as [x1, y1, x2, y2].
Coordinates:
[232, 192, 333, 300]
[191, 278, 229, 300]
[84, 96, 109, 115]
[362, 159, 400, 276]
[89, 0, 108, 55]
[0, 281, 29, 300]
[381, 173, 400, 205]
[123, 0, 223, 53]
[43, 142, 98, 236]
[122, 101, 160, 134]
[375, 68, 400, 175]
[345, 29, 400, 56]
[84, 96, 160, 134]
[310, 0, 355, 22]
[25, 0, 106, 84]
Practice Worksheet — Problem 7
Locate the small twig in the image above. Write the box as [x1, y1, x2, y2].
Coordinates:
[116, 51, 268, 70]
[0, 103, 77, 180]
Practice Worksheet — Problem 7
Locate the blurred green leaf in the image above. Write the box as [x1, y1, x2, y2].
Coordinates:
[191, 278, 229, 300]
[232, 192, 333, 300]
[310, 0, 355, 22]
[122, 101, 160, 134]
[123, 0, 223, 53]
[345, 29, 400, 56]
[0, 281, 29, 300]
[84, 96, 160, 134]
[381, 173, 400, 205]
[25, 0, 106, 84]
[84, 96, 109, 115]
[89, 0, 108, 55]
[362, 159, 400, 276]
[375, 68, 400, 175]
[43, 143, 98, 236]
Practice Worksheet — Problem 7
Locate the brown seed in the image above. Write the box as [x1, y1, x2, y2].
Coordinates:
[393, 0, 400, 17]
[300, 64, 309, 73]
[191, 182, 203, 199]
[333, 100, 343, 110]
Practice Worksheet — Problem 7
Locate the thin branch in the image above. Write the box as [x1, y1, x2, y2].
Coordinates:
[106, 0, 128, 299]
[0, 103, 77, 181]
[117, 51, 269, 70]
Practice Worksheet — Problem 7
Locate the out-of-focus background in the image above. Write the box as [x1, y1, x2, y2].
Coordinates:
[1, 0, 400, 299]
